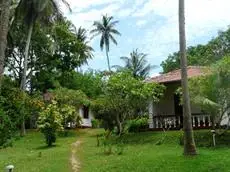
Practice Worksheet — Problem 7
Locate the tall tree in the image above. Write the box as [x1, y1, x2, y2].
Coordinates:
[0, 0, 11, 88]
[179, 0, 197, 155]
[90, 15, 121, 71]
[161, 25, 230, 73]
[16, 0, 70, 91]
[15, 0, 71, 135]
[113, 49, 154, 79]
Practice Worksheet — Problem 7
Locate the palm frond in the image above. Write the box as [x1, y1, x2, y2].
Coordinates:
[90, 32, 101, 40]
[111, 65, 123, 71]
[109, 34, 117, 45]
[109, 20, 119, 27]
[60, 0, 72, 12]
[118, 49, 153, 79]
[109, 29, 121, 36]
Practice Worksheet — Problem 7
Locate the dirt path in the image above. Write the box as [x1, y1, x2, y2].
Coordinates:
[70, 140, 81, 172]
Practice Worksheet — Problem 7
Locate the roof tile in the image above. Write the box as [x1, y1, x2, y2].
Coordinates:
[147, 66, 205, 83]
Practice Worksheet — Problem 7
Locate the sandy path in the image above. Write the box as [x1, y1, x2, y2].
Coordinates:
[70, 140, 81, 172]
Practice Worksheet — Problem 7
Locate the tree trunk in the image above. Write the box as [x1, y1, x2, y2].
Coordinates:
[0, 0, 11, 88]
[106, 50, 111, 71]
[116, 114, 123, 136]
[179, 0, 197, 155]
[20, 22, 33, 90]
[20, 22, 34, 136]
[20, 118, 26, 136]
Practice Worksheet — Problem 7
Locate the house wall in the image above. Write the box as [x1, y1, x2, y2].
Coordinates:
[79, 107, 94, 127]
[153, 82, 178, 116]
[152, 82, 201, 116]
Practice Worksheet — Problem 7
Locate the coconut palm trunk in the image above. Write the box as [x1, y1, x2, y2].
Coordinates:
[20, 22, 33, 136]
[179, 0, 197, 155]
[106, 50, 111, 71]
[0, 0, 11, 88]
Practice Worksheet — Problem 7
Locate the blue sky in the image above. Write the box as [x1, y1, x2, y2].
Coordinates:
[63, 0, 230, 76]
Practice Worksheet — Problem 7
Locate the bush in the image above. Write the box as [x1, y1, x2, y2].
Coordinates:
[127, 117, 148, 133]
[179, 130, 230, 147]
[38, 102, 63, 146]
[98, 134, 124, 155]
[91, 119, 101, 128]
[0, 108, 15, 148]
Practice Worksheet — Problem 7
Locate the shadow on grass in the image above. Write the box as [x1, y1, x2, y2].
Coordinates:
[57, 130, 78, 138]
[35, 144, 59, 150]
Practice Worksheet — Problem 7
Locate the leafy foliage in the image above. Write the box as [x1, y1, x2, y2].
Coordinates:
[161, 27, 230, 73]
[52, 87, 90, 107]
[92, 72, 165, 135]
[113, 49, 155, 79]
[38, 101, 63, 146]
[0, 107, 15, 148]
[57, 70, 103, 99]
[189, 57, 230, 128]
[179, 130, 230, 147]
[91, 119, 101, 128]
[0, 76, 43, 147]
[126, 117, 149, 133]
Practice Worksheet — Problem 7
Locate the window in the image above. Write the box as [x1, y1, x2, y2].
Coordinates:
[83, 106, 89, 119]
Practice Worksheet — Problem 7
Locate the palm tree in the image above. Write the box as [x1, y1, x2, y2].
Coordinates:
[90, 15, 121, 71]
[76, 27, 94, 63]
[76, 27, 88, 42]
[75, 27, 94, 67]
[0, 0, 11, 88]
[15, 0, 71, 135]
[179, 0, 197, 155]
[113, 49, 155, 79]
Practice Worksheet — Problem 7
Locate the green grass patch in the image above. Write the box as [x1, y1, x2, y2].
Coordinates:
[77, 129, 230, 172]
[1, 129, 230, 172]
[0, 130, 77, 172]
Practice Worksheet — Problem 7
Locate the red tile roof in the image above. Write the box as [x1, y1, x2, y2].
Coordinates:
[147, 66, 206, 83]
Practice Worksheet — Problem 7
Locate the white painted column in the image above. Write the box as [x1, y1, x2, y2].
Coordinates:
[208, 115, 211, 127]
[178, 116, 180, 126]
[156, 118, 159, 128]
[198, 116, 201, 127]
[203, 116, 206, 127]
[148, 100, 154, 129]
[173, 117, 176, 128]
[192, 116, 195, 127]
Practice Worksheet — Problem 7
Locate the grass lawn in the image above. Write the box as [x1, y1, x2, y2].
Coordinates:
[0, 130, 77, 172]
[77, 129, 230, 172]
[1, 129, 230, 172]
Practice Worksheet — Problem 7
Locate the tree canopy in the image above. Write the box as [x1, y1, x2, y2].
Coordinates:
[113, 49, 154, 79]
[92, 72, 165, 135]
[161, 27, 230, 73]
[189, 57, 230, 128]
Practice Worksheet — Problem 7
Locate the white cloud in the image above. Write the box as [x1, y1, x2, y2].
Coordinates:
[64, 0, 146, 28]
[138, 0, 230, 60]
[64, 0, 122, 12]
[136, 20, 147, 27]
[63, 0, 230, 74]
[67, 3, 121, 29]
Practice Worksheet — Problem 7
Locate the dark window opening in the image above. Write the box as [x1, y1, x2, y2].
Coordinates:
[83, 106, 89, 119]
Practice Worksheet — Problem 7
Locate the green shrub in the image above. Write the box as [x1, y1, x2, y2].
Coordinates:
[127, 117, 148, 133]
[91, 119, 101, 128]
[179, 130, 230, 147]
[114, 144, 124, 155]
[0, 107, 16, 148]
[38, 102, 63, 146]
